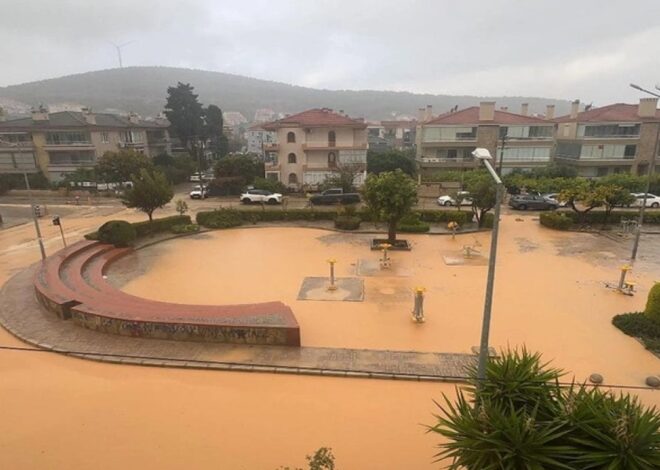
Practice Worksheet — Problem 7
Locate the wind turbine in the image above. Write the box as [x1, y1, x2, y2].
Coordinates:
[110, 40, 135, 68]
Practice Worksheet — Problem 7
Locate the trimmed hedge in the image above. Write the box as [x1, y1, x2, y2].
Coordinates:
[541, 210, 660, 230]
[540, 212, 573, 230]
[399, 223, 430, 233]
[417, 210, 473, 225]
[334, 216, 361, 230]
[171, 224, 200, 234]
[97, 220, 136, 247]
[196, 209, 243, 229]
[85, 215, 191, 241]
[612, 312, 660, 353]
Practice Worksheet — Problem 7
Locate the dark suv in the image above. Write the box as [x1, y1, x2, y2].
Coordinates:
[508, 194, 558, 211]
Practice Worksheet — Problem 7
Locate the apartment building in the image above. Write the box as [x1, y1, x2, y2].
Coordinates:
[261, 108, 368, 189]
[245, 124, 276, 158]
[0, 108, 170, 181]
[416, 102, 556, 177]
[554, 99, 660, 177]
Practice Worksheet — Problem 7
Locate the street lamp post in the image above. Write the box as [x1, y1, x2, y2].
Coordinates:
[472, 148, 504, 388]
[628, 83, 660, 262]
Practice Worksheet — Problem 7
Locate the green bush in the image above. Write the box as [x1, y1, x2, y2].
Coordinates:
[612, 312, 660, 353]
[196, 209, 244, 229]
[132, 215, 192, 237]
[417, 210, 473, 225]
[252, 176, 287, 194]
[97, 220, 137, 247]
[644, 283, 660, 323]
[334, 215, 361, 230]
[171, 224, 200, 234]
[398, 212, 431, 233]
[552, 210, 660, 226]
[540, 212, 573, 230]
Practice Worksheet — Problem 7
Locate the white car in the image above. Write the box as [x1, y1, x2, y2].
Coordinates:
[437, 191, 473, 207]
[240, 189, 282, 205]
[632, 193, 660, 208]
[543, 193, 568, 208]
[189, 185, 209, 199]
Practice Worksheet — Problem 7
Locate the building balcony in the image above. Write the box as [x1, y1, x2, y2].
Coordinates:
[44, 142, 95, 151]
[418, 157, 477, 168]
[119, 141, 145, 148]
[302, 143, 368, 151]
[554, 155, 635, 166]
[263, 143, 279, 151]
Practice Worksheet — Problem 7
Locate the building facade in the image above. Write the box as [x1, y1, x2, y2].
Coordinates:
[416, 102, 556, 177]
[554, 99, 660, 177]
[262, 108, 368, 189]
[245, 125, 276, 158]
[0, 108, 170, 181]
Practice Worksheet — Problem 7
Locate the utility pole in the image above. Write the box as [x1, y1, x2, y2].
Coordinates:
[629, 83, 660, 261]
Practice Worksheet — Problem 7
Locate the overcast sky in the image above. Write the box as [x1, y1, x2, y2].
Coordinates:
[1, 0, 659, 104]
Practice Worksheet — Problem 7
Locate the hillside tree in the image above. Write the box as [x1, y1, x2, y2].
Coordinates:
[164, 82, 204, 153]
[367, 149, 416, 176]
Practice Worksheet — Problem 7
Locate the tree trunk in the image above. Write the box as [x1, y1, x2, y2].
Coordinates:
[148, 211, 153, 222]
[388, 221, 397, 242]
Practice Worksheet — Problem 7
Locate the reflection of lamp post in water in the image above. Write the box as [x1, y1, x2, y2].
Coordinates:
[0, 138, 46, 260]
[326, 258, 337, 291]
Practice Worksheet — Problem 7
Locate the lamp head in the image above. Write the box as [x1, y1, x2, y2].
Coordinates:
[472, 148, 493, 160]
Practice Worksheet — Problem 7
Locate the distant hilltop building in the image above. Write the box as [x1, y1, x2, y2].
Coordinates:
[253, 108, 276, 123]
[262, 108, 368, 190]
[223, 111, 248, 127]
[0, 107, 170, 182]
[47, 102, 86, 113]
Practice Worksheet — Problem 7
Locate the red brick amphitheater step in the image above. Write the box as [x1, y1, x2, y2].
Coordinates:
[33, 240, 300, 346]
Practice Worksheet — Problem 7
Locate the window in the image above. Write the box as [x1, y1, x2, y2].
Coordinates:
[597, 167, 609, 177]
[579, 124, 640, 138]
[624, 145, 636, 158]
[101, 132, 109, 143]
[288, 153, 297, 164]
[328, 131, 336, 147]
[328, 152, 337, 167]
[121, 130, 143, 143]
[46, 132, 90, 145]
[288, 173, 298, 184]
[287, 131, 296, 143]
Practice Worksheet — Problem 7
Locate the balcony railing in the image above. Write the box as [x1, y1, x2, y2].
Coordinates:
[302, 143, 367, 150]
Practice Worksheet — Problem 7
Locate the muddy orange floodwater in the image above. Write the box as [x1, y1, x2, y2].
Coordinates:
[1, 213, 659, 469]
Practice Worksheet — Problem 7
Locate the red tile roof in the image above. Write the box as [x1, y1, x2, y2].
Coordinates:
[554, 103, 660, 123]
[425, 106, 550, 125]
[262, 108, 366, 129]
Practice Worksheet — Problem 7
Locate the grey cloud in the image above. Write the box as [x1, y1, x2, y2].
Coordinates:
[1, 0, 659, 103]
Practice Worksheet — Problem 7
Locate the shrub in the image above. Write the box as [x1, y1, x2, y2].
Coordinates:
[540, 212, 573, 230]
[480, 212, 494, 229]
[398, 212, 430, 233]
[132, 215, 192, 237]
[613, 312, 660, 353]
[417, 210, 473, 225]
[196, 209, 243, 229]
[97, 220, 137, 247]
[334, 215, 361, 230]
[171, 224, 200, 234]
[644, 283, 660, 323]
[252, 176, 287, 194]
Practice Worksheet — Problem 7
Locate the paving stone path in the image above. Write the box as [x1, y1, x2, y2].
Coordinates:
[0, 265, 474, 382]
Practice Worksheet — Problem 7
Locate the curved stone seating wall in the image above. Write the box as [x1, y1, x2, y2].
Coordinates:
[34, 240, 301, 346]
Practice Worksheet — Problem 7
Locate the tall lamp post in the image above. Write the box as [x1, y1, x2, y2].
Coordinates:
[472, 148, 504, 387]
[0, 138, 46, 260]
[628, 83, 660, 261]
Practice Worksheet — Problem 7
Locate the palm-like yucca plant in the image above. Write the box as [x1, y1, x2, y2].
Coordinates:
[563, 387, 660, 469]
[428, 348, 660, 469]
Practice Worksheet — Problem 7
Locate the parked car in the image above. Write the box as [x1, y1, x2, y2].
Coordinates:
[309, 188, 361, 205]
[542, 193, 568, 208]
[240, 189, 282, 204]
[509, 194, 558, 211]
[189, 185, 209, 199]
[437, 191, 472, 207]
[632, 193, 660, 208]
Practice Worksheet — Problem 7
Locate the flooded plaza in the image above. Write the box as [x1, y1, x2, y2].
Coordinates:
[1, 209, 660, 469]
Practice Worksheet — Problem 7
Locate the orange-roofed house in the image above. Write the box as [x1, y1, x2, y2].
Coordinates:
[554, 99, 660, 177]
[261, 108, 368, 189]
[415, 102, 556, 177]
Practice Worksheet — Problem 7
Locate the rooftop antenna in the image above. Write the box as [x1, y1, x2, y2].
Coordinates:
[110, 40, 135, 68]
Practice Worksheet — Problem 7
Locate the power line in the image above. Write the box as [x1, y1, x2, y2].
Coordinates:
[0, 344, 657, 392]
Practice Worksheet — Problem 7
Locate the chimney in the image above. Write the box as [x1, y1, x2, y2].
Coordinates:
[424, 104, 433, 121]
[81, 107, 96, 125]
[127, 112, 140, 124]
[31, 105, 49, 122]
[417, 107, 426, 122]
[545, 105, 555, 120]
[638, 97, 658, 118]
[570, 100, 580, 119]
[520, 103, 529, 116]
[479, 101, 495, 121]
[500, 106, 508, 111]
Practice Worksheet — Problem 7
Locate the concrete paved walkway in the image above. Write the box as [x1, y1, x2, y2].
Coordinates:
[0, 265, 474, 382]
